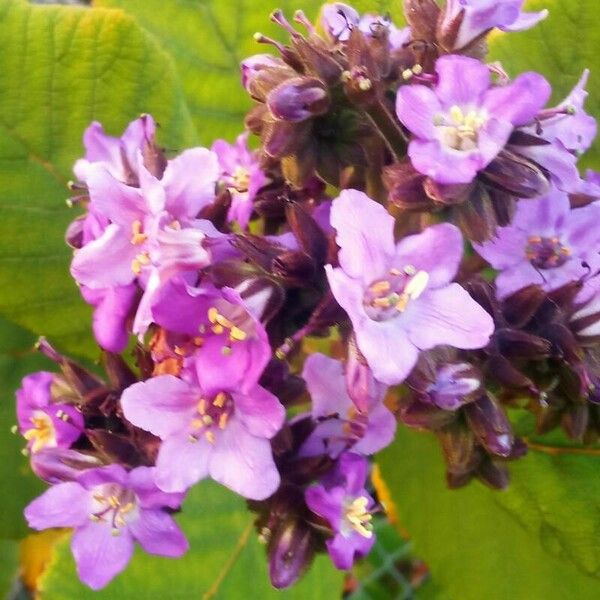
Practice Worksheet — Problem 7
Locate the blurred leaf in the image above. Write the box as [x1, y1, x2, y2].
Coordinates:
[92, 0, 406, 144]
[0, 316, 51, 539]
[40, 480, 343, 598]
[489, 0, 600, 169]
[0, 540, 19, 598]
[377, 426, 600, 600]
[21, 530, 67, 593]
[0, 0, 196, 358]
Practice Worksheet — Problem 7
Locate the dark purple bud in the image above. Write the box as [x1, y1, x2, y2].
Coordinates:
[502, 284, 547, 328]
[562, 404, 589, 440]
[267, 77, 330, 122]
[346, 336, 382, 413]
[30, 447, 102, 484]
[464, 395, 514, 457]
[544, 323, 583, 365]
[401, 398, 457, 430]
[285, 203, 328, 266]
[481, 150, 550, 199]
[485, 355, 536, 392]
[495, 329, 552, 360]
[383, 161, 433, 210]
[260, 359, 307, 407]
[86, 429, 145, 467]
[102, 352, 138, 391]
[403, 0, 440, 41]
[272, 251, 316, 285]
[268, 519, 315, 589]
[438, 424, 478, 472]
[241, 53, 288, 91]
[476, 458, 510, 490]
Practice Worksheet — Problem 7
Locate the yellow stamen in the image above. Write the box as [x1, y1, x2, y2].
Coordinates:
[229, 326, 247, 342]
[197, 399, 207, 415]
[205, 430, 216, 444]
[130, 220, 148, 245]
[370, 281, 391, 295]
[218, 413, 229, 430]
[213, 392, 227, 408]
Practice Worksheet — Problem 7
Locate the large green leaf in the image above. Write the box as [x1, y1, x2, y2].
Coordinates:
[377, 427, 600, 600]
[0, 0, 197, 358]
[0, 540, 19, 598]
[40, 480, 343, 599]
[489, 0, 600, 169]
[0, 316, 51, 539]
[92, 0, 405, 144]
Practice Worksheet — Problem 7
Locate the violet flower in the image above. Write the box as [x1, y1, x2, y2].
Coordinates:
[396, 55, 550, 184]
[299, 353, 395, 458]
[212, 132, 268, 229]
[326, 190, 494, 385]
[17, 372, 83, 454]
[475, 189, 600, 299]
[439, 0, 548, 51]
[25, 465, 188, 590]
[73, 114, 156, 185]
[121, 362, 284, 499]
[305, 453, 375, 570]
[321, 2, 410, 50]
[150, 278, 271, 391]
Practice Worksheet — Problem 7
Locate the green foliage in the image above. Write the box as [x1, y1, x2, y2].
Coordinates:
[0, 316, 50, 540]
[489, 0, 600, 169]
[0, 539, 19, 598]
[41, 480, 343, 599]
[0, 0, 196, 358]
[377, 426, 600, 600]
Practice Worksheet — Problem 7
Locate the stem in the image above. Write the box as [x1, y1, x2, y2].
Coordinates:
[363, 98, 408, 161]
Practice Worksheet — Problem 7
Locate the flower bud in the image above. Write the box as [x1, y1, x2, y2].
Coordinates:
[268, 519, 315, 589]
[464, 395, 514, 457]
[30, 447, 102, 484]
[267, 77, 330, 122]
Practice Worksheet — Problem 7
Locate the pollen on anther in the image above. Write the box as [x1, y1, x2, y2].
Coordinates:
[205, 431, 216, 444]
[213, 392, 227, 408]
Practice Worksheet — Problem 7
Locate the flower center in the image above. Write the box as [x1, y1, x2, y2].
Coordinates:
[130, 219, 148, 245]
[231, 166, 251, 193]
[363, 266, 429, 321]
[188, 392, 234, 444]
[525, 235, 571, 269]
[23, 411, 56, 453]
[90, 484, 137, 536]
[434, 105, 487, 151]
[204, 304, 250, 356]
[344, 496, 373, 538]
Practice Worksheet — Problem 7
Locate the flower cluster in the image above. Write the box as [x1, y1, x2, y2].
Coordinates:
[15, 0, 600, 591]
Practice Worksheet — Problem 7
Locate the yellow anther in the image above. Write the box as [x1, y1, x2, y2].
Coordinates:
[403, 265, 416, 276]
[111, 528, 121, 537]
[402, 68, 413, 80]
[412, 63, 423, 75]
[358, 78, 372, 91]
[174, 345, 187, 357]
[229, 326, 247, 342]
[389, 268, 402, 276]
[191, 418, 204, 429]
[130, 220, 148, 245]
[108, 495, 120, 509]
[215, 313, 235, 329]
[23, 413, 55, 453]
[202, 415, 214, 426]
[222, 346, 232, 356]
[232, 166, 251, 192]
[211, 324, 225, 335]
[213, 392, 227, 408]
[345, 496, 373, 539]
[89, 514, 101, 522]
[131, 252, 150, 275]
[373, 297, 391, 308]
[121, 503, 135, 514]
[370, 281, 391, 295]
[193, 336, 204, 347]
[169, 220, 181, 230]
[207, 307, 219, 323]
[197, 399, 207, 415]
[205, 430, 216, 444]
[449, 105, 464, 123]
[219, 413, 229, 430]
[395, 295, 410, 312]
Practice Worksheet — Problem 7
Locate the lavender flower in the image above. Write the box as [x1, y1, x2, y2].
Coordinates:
[475, 189, 600, 299]
[25, 465, 188, 590]
[298, 353, 395, 458]
[212, 132, 268, 229]
[396, 55, 550, 184]
[17, 372, 83, 454]
[121, 362, 284, 498]
[326, 190, 494, 384]
[438, 0, 548, 51]
[305, 453, 375, 570]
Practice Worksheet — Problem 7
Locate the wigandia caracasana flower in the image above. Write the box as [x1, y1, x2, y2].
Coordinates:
[325, 189, 494, 384]
[396, 55, 550, 184]
[17, 372, 83, 454]
[475, 189, 600, 299]
[121, 363, 284, 498]
[25, 465, 188, 590]
[299, 353, 396, 458]
[305, 453, 375, 570]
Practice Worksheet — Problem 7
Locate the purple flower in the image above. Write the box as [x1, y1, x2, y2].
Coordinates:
[396, 55, 550, 184]
[299, 353, 395, 458]
[25, 465, 188, 590]
[73, 115, 156, 185]
[71, 150, 218, 291]
[241, 54, 286, 92]
[525, 70, 597, 155]
[17, 372, 83, 454]
[305, 453, 375, 570]
[321, 2, 410, 50]
[212, 133, 268, 229]
[121, 363, 284, 499]
[149, 278, 271, 390]
[475, 189, 600, 299]
[439, 0, 548, 51]
[326, 190, 494, 385]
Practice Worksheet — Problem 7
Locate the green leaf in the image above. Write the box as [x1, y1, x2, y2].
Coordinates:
[92, 0, 405, 144]
[377, 426, 600, 600]
[40, 480, 343, 599]
[0, 0, 196, 358]
[0, 539, 19, 598]
[488, 0, 600, 169]
[0, 316, 52, 539]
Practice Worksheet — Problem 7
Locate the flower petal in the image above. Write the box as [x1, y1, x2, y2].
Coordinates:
[25, 482, 90, 529]
[395, 84, 441, 139]
[233, 385, 285, 439]
[129, 509, 189, 557]
[72, 521, 134, 590]
[155, 434, 211, 493]
[435, 55, 491, 106]
[302, 353, 351, 418]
